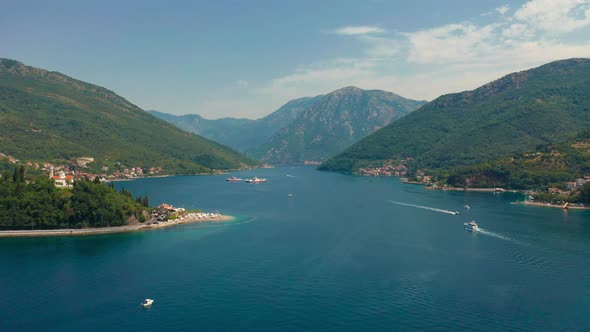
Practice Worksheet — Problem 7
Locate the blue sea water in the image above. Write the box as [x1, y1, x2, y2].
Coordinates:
[1, 166, 590, 331]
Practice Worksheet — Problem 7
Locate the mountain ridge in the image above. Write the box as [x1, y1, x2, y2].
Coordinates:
[149, 95, 322, 152]
[319, 58, 590, 173]
[0, 58, 258, 173]
[251, 86, 427, 163]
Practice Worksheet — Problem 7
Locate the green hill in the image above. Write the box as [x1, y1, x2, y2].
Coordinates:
[148, 95, 321, 152]
[251, 87, 426, 163]
[0, 59, 258, 173]
[440, 129, 590, 190]
[320, 58, 590, 173]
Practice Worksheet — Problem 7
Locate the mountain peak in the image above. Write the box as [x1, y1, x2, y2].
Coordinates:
[0, 58, 24, 69]
[330, 86, 364, 95]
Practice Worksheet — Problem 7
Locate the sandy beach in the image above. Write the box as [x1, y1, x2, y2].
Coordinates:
[0, 214, 235, 237]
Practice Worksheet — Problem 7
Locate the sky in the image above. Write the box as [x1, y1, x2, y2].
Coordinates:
[2, 0, 590, 119]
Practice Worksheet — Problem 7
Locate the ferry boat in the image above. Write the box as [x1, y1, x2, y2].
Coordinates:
[141, 299, 154, 307]
[464, 221, 479, 232]
[245, 177, 267, 183]
[226, 176, 243, 182]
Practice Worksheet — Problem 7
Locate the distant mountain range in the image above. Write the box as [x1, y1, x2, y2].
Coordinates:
[148, 95, 321, 152]
[319, 58, 590, 173]
[251, 87, 426, 163]
[0, 58, 258, 173]
[152, 87, 426, 164]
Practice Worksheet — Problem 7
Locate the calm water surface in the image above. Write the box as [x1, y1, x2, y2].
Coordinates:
[1, 166, 590, 331]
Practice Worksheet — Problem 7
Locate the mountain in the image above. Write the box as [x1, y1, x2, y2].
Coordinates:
[0, 59, 258, 173]
[149, 96, 321, 152]
[251, 87, 427, 163]
[320, 58, 590, 173]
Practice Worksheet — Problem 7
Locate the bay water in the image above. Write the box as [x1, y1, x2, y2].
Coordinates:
[1, 166, 589, 331]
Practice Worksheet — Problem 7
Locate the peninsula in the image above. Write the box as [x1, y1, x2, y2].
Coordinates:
[0, 166, 233, 236]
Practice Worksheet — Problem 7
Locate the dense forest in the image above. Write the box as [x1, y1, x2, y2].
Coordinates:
[438, 129, 590, 191]
[0, 166, 151, 230]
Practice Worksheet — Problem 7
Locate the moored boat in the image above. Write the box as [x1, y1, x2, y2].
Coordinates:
[464, 221, 479, 232]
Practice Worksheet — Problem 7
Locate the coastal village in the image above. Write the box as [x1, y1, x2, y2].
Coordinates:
[0, 152, 167, 187]
[357, 158, 590, 208]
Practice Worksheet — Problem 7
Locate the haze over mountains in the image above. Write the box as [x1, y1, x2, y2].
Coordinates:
[0, 59, 258, 173]
[152, 87, 426, 164]
[149, 95, 321, 152]
[320, 58, 590, 174]
[4, 55, 589, 182]
[252, 87, 426, 163]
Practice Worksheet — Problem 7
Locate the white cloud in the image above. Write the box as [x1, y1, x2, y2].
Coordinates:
[496, 5, 510, 15]
[514, 0, 590, 33]
[214, 0, 590, 118]
[235, 80, 249, 88]
[333, 25, 384, 35]
[404, 23, 501, 64]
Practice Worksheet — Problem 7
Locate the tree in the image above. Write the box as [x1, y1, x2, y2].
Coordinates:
[580, 183, 590, 204]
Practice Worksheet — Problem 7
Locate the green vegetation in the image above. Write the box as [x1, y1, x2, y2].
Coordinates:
[320, 59, 590, 173]
[437, 129, 590, 190]
[0, 166, 150, 230]
[251, 87, 426, 163]
[0, 59, 259, 174]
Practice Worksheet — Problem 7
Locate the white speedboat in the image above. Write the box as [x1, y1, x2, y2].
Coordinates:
[453, 211, 460, 215]
[464, 221, 479, 232]
[464, 204, 470, 209]
[245, 177, 267, 183]
[141, 299, 154, 307]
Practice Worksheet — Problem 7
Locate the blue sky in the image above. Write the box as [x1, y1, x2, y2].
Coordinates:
[2, 0, 590, 119]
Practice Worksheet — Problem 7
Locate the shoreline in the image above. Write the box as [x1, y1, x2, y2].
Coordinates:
[0, 214, 235, 237]
[423, 186, 525, 193]
[512, 201, 590, 210]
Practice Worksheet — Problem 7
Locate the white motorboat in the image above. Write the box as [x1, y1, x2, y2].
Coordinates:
[245, 177, 267, 183]
[464, 221, 479, 232]
[141, 299, 154, 307]
[464, 204, 470, 209]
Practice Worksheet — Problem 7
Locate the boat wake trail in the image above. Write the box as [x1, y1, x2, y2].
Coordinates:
[286, 174, 296, 178]
[389, 200, 458, 215]
[477, 228, 525, 245]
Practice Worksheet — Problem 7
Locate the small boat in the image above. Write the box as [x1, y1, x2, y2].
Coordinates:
[226, 176, 243, 182]
[464, 204, 470, 209]
[141, 299, 154, 307]
[245, 177, 267, 183]
[288, 193, 293, 198]
[464, 221, 479, 232]
[453, 211, 460, 215]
